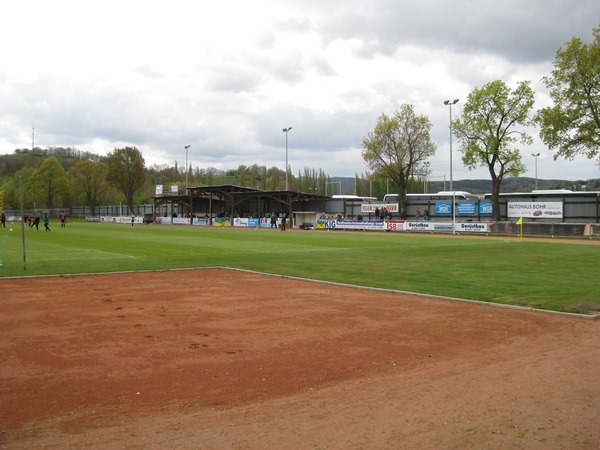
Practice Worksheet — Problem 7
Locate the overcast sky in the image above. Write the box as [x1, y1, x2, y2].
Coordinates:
[1, 0, 599, 183]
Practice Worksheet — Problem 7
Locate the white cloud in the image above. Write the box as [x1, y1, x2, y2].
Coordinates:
[1, 0, 599, 183]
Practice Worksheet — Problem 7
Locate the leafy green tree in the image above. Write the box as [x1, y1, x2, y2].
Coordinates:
[106, 147, 146, 214]
[69, 160, 109, 215]
[361, 104, 436, 209]
[25, 156, 70, 209]
[535, 25, 600, 162]
[453, 80, 534, 221]
[0, 167, 35, 209]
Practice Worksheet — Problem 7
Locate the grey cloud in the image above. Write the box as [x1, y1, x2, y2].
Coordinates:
[315, 0, 599, 63]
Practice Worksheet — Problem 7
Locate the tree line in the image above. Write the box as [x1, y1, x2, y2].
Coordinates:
[361, 24, 599, 220]
[0, 147, 345, 214]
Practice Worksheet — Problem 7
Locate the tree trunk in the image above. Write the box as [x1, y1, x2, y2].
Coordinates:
[491, 176, 502, 222]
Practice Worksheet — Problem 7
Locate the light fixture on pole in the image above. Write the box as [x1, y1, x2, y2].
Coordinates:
[423, 161, 430, 194]
[282, 127, 292, 190]
[531, 152, 540, 190]
[443, 99, 459, 192]
[184, 145, 191, 190]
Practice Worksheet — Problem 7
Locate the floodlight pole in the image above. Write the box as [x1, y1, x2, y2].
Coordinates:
[282, 127, 292, 190]
[443, 99, 459, 192]
[531, 153, 540, 190]
[184, 145, 191, 190]
[444, 99, 459, 234]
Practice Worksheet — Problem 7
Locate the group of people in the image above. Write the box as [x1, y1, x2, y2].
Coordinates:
[20, 211, 68, 231]
[415, 208, 430, 221]
[374, 207, 393, 220]
[270, 210, 288, 231]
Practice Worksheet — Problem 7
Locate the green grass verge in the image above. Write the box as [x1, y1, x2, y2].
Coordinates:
[1, 220, 598, 314]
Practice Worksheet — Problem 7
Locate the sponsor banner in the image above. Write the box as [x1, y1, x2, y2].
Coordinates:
[507, 202, 563, 218]
[405, 221, 487, 232]
[334, 220, 385, 231]
[155, 217, 209, 226]
[233, 217, 261, 227]
[316, 219, 486, 233]
[435, 202, 452, 215]
[405, 221, 437, 231]
[434, 223, 455, 232]
[213, 217, 231, 227]
[385, 220, 405, 231]
[457, 202, 477, 215]
[479, 201, 493, 215]
[435, 202, 480, 215]
[99, 216, 143, 224]
[316, 219, 335, 229]
[455, 222, 488, 233]
[361, 203, 399, 213]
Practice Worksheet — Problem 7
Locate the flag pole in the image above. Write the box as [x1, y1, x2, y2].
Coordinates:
[516, 217, 523, 239]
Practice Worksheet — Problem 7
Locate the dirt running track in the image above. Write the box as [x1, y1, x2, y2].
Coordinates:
[1, 268, 599, 449]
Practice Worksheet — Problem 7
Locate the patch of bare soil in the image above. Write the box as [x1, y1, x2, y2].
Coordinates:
[1, 268, 598, 449]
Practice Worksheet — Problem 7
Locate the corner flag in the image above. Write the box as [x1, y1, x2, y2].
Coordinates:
[516, 217, 523, 225]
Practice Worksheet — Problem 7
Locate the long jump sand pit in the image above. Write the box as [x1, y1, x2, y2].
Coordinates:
[1, 268, 599, 449]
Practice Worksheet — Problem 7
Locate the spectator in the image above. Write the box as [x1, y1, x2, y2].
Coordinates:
[270, 210, 278, 228]
[280, 213, 287, 231]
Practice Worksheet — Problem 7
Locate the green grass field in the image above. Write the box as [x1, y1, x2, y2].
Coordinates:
[1, 220, 598, 314]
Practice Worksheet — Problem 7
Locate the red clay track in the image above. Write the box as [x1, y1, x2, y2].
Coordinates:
[1, 268, 598, 449]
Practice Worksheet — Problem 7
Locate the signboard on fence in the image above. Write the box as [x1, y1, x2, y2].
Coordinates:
[361, 203, 399, 213]
[404, 221, 488, 233]
[233, 218, 260, 227]
[479, 201, 493, 215]
[335, 220, 385, 231]
[507, 202, 563, 218]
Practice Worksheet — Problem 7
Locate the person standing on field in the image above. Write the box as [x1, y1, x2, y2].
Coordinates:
[280, 213, 287, 231]
[131, 213, 135, 227]
[270, 210, 278, 228]
[32, 214, 41, 231]
[60, 211, 67, 228]
[44, 213, 51, 232]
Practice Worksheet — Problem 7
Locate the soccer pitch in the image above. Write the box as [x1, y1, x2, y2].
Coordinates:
[1, 220, 598, 314]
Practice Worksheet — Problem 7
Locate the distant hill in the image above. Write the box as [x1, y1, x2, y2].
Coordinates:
[332, 176, 600, 196]
[430, 177, 600, 194]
